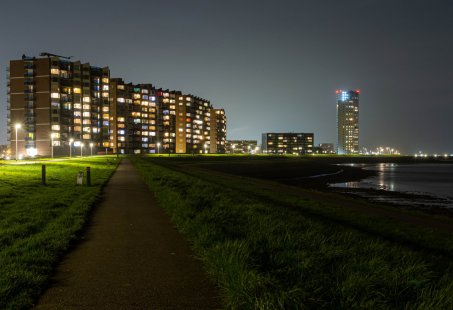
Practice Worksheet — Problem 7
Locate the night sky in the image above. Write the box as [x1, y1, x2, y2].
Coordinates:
[1, 0, 452, 154]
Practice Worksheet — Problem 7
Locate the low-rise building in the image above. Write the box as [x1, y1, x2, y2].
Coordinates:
[262, 133, 314, 155]
[226, 140, 258, 154]
[316, 143, 335, 154]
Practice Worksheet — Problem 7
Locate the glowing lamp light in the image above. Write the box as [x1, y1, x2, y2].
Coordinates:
[26, 148, 38, 157]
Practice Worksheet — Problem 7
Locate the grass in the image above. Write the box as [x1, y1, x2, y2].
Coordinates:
[131, 155, 453, 309]
[0, 157, 119, 309]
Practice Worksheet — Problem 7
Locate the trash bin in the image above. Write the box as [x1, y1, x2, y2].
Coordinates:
[77, 172, 84, 185]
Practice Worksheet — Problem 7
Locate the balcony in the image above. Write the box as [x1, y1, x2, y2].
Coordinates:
[24, 117, 36, 125]
[24, 63, 34, 69]
[24, 103, 35, 109]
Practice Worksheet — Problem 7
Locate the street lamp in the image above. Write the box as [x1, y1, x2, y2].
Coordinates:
[204, 143, 208, 154]
[69, 138, 74, 158]
[80, 143, 84, 157]
[232, 144, 235, 154]
[51, 133, 55, 159]
[90, 142, 94, 156]
[157, 142, 161, 155]
[14, 123, 21, 161]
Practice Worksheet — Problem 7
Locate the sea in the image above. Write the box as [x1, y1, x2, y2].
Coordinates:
[331, 163, 453, 208]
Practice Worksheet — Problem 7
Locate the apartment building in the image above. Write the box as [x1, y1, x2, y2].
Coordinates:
[210, 109, 227, 153]
[262, 133, 314, 155]
[226, 140, 258, 154]
[110, 79, 157, 154]
[7, 53, 226, 157]
[8, 54, 110, 157]
[316, 143, 335, 154]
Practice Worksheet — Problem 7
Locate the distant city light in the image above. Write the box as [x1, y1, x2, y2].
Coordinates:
[361, 146, 400, 155]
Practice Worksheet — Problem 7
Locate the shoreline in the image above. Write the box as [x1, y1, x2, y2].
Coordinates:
[277, 161, 453, 217]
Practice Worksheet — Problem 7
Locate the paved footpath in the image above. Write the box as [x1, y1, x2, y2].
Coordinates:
[35, 159, 222, 310]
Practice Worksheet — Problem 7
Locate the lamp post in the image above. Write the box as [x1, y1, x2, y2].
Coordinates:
[80, 143, 84, 157]
[90, 142, 93, 156]
[69, 138, 74, 158]
[204, 143, 207, 154]
[14, 123, 21, 161]
[51, 133, 55, 159]
[232, 144, 235, 154]
[157, 142, 161, 155]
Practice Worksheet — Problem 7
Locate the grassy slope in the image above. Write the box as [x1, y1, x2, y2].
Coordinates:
[132, 156, 453, 309]
[0, 157, 119, 309]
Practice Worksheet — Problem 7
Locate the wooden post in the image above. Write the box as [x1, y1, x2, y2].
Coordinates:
[86, 166, 91, 186]
[42, 165, 46, 186]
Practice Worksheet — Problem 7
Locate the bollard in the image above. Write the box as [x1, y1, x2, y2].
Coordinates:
[86, 166, 91, 186]
[76, 172, 84, 185]
[42, 165, 46, 186]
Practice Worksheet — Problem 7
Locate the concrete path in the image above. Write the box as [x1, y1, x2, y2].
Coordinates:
[35, 159, 222, 309]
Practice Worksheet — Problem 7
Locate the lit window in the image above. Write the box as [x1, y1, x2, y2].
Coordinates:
[83, 97, 90, 103]
[73, 87, 81, 94]
[51, 92, 60, 99]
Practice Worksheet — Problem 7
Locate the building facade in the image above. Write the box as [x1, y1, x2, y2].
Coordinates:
[262, 133, 314, 155]
[7, 54, 226, 157]
[110, 79, 157, 154]
[336, 89, 359, 154]
[316, 143, 335, 154]
[226, 140, 257, 154]
[174, 95, 212, 154]
[8, 54, 110, 157]
[210, 109, 227, 153]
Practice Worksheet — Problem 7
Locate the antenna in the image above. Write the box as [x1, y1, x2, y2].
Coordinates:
[40, 52, 73, 60]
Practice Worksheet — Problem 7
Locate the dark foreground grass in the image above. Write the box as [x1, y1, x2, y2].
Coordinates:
[132, 156, 453, 309]
[0, 157, 119, 309]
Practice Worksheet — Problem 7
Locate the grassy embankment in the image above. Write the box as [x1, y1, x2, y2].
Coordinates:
[0, 157, 119, 309]
[132, 155, 453, 309]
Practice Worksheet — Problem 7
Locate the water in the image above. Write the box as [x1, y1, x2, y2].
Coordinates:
[331, 163, 453, 208]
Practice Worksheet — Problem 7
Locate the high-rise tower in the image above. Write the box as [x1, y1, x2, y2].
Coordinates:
[336, 89, 359, 154]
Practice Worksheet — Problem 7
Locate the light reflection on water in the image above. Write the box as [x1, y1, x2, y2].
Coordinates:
[332, 163, 453, 208]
